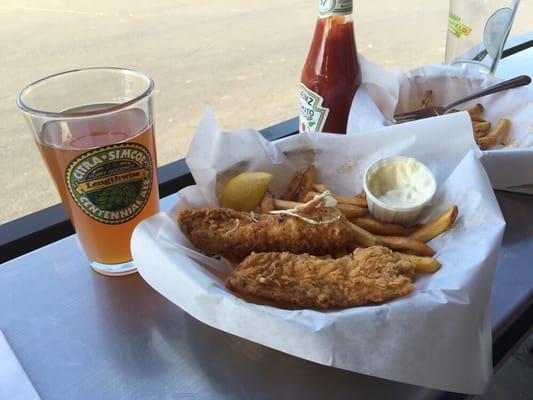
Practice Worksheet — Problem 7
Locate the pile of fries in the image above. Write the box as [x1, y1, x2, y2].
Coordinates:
[259, 165, 458, 273]
[421, 90, 511, 150]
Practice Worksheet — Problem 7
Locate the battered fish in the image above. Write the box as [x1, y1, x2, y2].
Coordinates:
[178, 207, 356, 263]
[226, 246, 416, 309]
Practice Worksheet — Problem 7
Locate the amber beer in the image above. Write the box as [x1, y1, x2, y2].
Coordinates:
[18, 68, 158, 276]
[37, 108, 159, 268]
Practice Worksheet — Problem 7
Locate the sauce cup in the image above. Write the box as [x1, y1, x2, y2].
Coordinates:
[363, 156, 436, 225]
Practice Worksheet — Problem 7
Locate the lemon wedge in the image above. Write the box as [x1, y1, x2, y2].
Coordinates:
[220, 172, 273, 211]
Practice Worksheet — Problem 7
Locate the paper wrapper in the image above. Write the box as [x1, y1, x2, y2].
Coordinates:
[348, 58, 533, 193]
[132, 109, 506, 394]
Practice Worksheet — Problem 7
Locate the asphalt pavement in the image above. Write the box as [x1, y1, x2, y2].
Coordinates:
[0, 1, 531, 223]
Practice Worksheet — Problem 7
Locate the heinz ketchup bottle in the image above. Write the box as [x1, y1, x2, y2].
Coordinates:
[300, 0, 361, 134]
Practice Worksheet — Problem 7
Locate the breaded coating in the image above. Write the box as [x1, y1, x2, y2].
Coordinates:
[226, 246, 415, 309]
[178, 207, 357, 263]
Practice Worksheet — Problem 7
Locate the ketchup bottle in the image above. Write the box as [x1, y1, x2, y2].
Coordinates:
[300, 0, 362, 134]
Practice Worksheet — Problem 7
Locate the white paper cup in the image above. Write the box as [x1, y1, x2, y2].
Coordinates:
[363, 156, 436, 225]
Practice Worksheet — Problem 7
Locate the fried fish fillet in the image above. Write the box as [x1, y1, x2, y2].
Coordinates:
[178, 207, 356, 263]
[226, 246, 416, 309]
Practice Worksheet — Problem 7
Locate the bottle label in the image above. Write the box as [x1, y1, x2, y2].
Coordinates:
[299, 83, 329, 133]
[448, 12, 472, 38]
[319, 0, 353, 17]
[65, 143, 153, 224]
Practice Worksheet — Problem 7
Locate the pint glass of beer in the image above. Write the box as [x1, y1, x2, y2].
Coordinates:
[17, 68, 159, 276]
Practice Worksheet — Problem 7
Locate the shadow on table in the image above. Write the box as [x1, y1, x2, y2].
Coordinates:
[496, 191, 533, 247]
[92, 271, 441, 399]
[180, 313, 439, 400]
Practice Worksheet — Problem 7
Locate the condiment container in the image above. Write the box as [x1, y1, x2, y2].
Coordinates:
[363, 156, 436, 225]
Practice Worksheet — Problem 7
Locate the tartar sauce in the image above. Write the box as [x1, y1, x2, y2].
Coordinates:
[366, 157, 436, 208]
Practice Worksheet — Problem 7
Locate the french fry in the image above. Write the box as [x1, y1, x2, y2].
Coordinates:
[305, 191, 367, 208]
[335, 194, 367, 207]
[281, 170, 304, 201]
[470, 115, 487, 123]
[473, 121, 491, 133]
[477, 118, 511, 150]
[337, 203, 369, 218]
[274, 198, 301, 210]
[313, 183, 328, 193]
[349, 220, 431, 255]
[477, 135, 498, 150]
[272, 199, 432, 256]
[421, 90, 433, 107]
[315, 183, 367, 201]
[303, 191, 321, 202]
[348, 223, 434, 257]
[378, 235, 435, 257]
[352, 217, 420, 236]
[260, 190, 274, 213]
[297, 165, 316, 202]
[474, 130, 489, 140]
[281, 165, 317, 202]
[276, 198, 368, 218]
[273, 197, 375, 246]
[312, 184, 368, 207]
[501, 135, 513, 147]
[473, 121, 491, 139]
[397, 253, 441, 273]
[445, 108, 459, 114]
[274, 197, 329, 214]
[467, 103, 484, 115]
[346, 221, 381, 247]
[409, 205, 458, 243]
[494, 118, 512, 143]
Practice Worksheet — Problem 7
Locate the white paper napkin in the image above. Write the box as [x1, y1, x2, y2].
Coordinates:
[0, 331, 40, 400]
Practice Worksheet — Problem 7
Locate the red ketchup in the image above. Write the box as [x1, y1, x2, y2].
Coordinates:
[300, 0, 361, 134]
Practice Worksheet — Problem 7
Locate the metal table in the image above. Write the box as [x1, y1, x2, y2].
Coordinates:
[0, 189, 531, 400]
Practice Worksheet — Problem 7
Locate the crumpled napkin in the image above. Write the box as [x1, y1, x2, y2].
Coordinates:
[132, 108, 505, 394]
[347, 58, 533, 193]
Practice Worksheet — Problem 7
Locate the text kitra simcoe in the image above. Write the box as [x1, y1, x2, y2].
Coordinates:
[72, 148, 148, 180]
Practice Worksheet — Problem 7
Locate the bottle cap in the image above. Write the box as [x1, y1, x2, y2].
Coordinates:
[319, 0, 353, 17]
